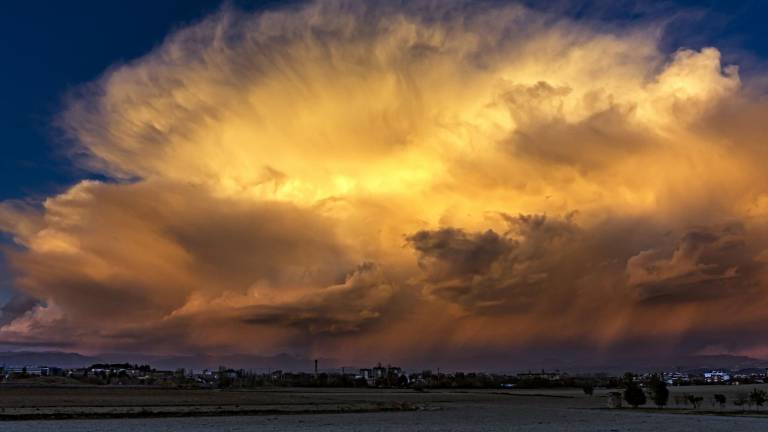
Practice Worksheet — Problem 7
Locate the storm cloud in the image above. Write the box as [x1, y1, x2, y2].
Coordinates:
[2, 0, 768, 364]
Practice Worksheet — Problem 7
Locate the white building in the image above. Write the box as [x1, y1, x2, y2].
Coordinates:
[703, 371, 731, 383]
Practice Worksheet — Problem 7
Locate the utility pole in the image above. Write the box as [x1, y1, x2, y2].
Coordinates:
[314, 359, 318, 376]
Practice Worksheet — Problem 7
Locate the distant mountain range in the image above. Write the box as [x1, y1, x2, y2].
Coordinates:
[0, 350, 766, 374]
[0, 351, 333, 372]
[0, 351, 100, 368]
[664, 354, 768, 372]
[101, 352, 333, 372]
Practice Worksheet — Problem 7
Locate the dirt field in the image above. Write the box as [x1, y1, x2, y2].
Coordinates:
[2, 385, 768, 430]
[0, 386, 428, 419]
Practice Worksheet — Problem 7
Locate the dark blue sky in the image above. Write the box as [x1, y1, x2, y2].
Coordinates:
[0, 0, 285, 306]
[0, 0, 290, 202]
[1, 0, 767, 203]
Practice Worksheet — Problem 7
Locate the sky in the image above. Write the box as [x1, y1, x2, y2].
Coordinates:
[2, 0, 768, 369]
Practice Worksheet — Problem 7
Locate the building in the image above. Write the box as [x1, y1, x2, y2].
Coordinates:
[3, 366, 61, 376]
[357, 364, 404, 386]
[663, 372, 690, 385]
[517, 371, 562, 381]
[703, 371, 731, 383]
[372, 364, 387, 379]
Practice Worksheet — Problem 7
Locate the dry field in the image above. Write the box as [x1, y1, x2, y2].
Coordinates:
[2, 385, 768, 431]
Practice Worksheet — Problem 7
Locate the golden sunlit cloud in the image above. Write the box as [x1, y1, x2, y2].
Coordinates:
[2, 0, 768, 364]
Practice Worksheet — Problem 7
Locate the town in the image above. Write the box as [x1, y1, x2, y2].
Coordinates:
[2, 361, 767, 390]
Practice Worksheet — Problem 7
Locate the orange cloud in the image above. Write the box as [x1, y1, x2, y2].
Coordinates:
[2, 0, 768, 364]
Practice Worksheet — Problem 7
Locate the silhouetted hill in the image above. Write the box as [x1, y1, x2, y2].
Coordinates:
[99, 352, 336, 372]
[669, 354, 768, 372]
[0, 351, 337, 371]
[0, 351, 102, 368]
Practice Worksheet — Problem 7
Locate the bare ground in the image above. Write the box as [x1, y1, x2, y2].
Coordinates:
[2, 385, 768, 430]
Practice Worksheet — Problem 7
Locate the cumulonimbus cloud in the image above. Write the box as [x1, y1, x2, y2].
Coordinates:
[2, 0, 768, 363]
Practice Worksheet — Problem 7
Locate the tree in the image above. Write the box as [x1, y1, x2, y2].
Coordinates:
[623, 373, 646, 408]
[647, 375, 669, 408]
[713, 394, 726, 409]
[749, 388, 767, 410]
[625, 384, 646, 408]
[685, 394, 703, 409]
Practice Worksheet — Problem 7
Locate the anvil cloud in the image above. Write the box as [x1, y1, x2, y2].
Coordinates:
[2, 0, 768, 366]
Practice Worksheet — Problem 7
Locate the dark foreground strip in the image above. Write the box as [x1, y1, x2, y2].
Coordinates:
[494, 392, 575, 399]
[0, 405, 422, 421]
[592, 407, 768, 418]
